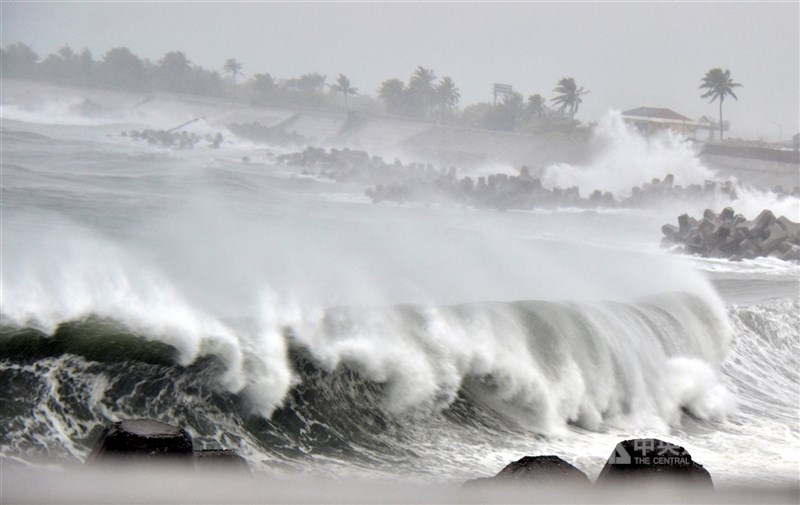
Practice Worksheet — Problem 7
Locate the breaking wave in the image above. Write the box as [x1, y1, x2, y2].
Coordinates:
[541, 111, 717, 196]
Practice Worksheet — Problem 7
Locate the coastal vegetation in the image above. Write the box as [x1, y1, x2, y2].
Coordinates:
[700, 68, 742, 141]
[2, 42, 590, 136]
[329, 74, 358, 110]
[551, 77, 589, 120]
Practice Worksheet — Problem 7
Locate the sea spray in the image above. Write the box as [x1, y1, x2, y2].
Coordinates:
[2, 89, 797, 484]
[541, 111, 717, 196]
[3, 187, 735, 422]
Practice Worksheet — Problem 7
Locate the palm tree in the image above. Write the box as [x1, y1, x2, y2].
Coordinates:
[436, 76, 460, 121]
[330, 73, 358, 110]
[700, 68, 742, 141]
[409, 66, 437, 118]
[223, 58, 243, 83]
[551, 77, 589, 120]
[410, 66, 436, 88]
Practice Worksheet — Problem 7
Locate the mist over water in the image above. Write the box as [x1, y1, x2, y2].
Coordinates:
[2, 170, 733, 421]
[540, 111, 800, 220]
[542, 111, 716, 196]
[1, 81, 798, 493]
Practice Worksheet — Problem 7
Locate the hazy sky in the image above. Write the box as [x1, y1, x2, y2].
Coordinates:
[3, 1, 798, 140]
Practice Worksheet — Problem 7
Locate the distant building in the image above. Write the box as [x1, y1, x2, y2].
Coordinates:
[622, 107, 709, 138]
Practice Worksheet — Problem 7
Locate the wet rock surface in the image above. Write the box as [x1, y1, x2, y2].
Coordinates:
[465, 455, 590, 487]
[465, 440, 713, 491]
[87, 419, 194, 464]
[87, 419, 247, 471]
[595, 439, 713, 488]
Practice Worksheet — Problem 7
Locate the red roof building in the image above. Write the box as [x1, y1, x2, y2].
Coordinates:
[621, 107, 709, 137]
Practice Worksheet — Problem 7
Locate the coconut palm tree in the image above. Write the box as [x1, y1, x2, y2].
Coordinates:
[223, 58, 243, 83]
[436, 76, 460, 121]
[551, 77, 589, 120]
[700, 68, 742, 141]
[409, 66, 437, 118]
[330, 73, 358, 110]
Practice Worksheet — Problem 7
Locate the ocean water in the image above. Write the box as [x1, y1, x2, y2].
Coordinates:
[1, 82, 798, 492]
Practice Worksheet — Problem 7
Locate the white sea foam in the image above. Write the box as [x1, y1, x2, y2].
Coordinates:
[2, 88, 797, 485]
[541, 111, 717, 196]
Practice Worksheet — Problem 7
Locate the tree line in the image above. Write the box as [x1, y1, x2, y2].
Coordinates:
[2, 43, 739, 139]
[0, 43, 590, 134]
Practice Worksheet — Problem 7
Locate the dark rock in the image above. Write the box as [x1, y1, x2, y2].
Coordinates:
[195, 449, 250, 472]
[87, 419, 194, 465]
[595, 439, 713, 488]
[464, 455, 590, 488]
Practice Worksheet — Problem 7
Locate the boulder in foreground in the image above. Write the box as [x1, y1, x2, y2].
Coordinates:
[87, 419, 193, 465]
[465, 455, 590, 487]
[595, 439, 713, 488]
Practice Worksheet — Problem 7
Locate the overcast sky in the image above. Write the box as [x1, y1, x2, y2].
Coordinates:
[3, 1, 798, 140]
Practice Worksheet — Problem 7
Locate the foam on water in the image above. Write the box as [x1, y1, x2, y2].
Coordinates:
[1, 87, 798, 486]
[538, 111, 800, 222]
[541, 111, 717, 196]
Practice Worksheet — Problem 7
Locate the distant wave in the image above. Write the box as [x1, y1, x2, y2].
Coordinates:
[541, 111, 717, 196]
[539, 111, 800, 218]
